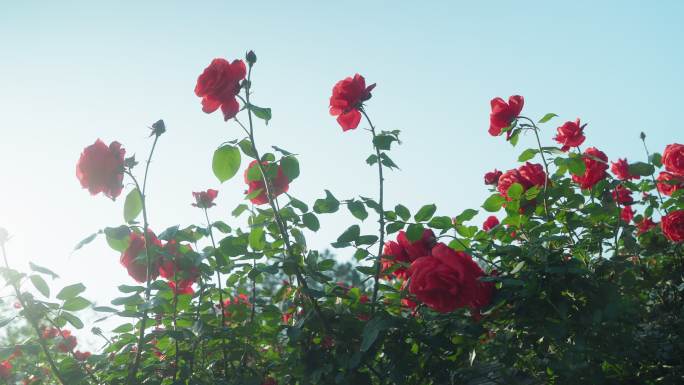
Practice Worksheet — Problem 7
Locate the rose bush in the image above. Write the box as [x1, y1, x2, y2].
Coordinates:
[1, 50, 684, 385]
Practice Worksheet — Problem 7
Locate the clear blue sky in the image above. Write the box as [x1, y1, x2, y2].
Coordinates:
[1, 1, 683, 333]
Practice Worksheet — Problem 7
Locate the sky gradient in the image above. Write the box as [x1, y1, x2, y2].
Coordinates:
[1, 1, 683, 338]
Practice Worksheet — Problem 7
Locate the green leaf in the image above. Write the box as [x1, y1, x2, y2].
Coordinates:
[395, 204, 410, 221]
[30, 275, 49, 297]
[518, 148, 538, 162]
[366, 154, 378, 166]
[57, 283, 86, 300]
[567, 157, 586, 176]
[74, 232, 98, 251]
[386, 222, 404, 234]
[245, 188, 263, 201]
[406, 223, 425, 242]
[509, 131, 520, 146]
[483, 194, 505, 212]
[29, 262, 59, 279]
[629, 161, 655, 176]
[414, 204, 436, 222]
[249, 227, 266, 251]
[123, 188, 143, 223]
[507, 183, 524, 200]
[455, 209, 478, 223]
[232, 204, 249, 217]
[302, 213, 320, 232]
[248, 104, 272, 123]
[62, 297, 90, 311]
[361, 317, 388, 352]
[379, 153, 399, 169]
[373, 134, 395, 150]
[289, 197, 309, 212]
[317, 259, 336, 271]
[511, 261, 525, 274]
[238, 139, 258, 158]
[347, 200, 368, 221]
[281, 156, 300, 181]
[61, 312, 84, 329]
[651, 152, 662, 168]
[118, 285, 144, 293]
[212, 145, 241, 182]
[104, 226, 131, 252]
[428, 216, 453, 229]
[538, 113, 558, 123]
[313, 190, 340, 214]
[337, 225, 360, 243]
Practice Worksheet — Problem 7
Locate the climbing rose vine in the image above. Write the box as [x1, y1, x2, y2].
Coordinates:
[1, 50, 684, 385]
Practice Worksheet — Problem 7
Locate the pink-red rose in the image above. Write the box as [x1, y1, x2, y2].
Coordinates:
[656, 172, 684, 196]
[120, 231, 162, 283]
[636, 217, 657, 235]
[497, 163, 546, 199]
[611, 158, 639, 181]
[76, 139, 126, 199]
[554, 118, 586, 152]
[482, 216, 499, 231]
[57, 330, 78, 353]
[662, 143, 684, 176]
[397, 229, 436, 261]
[244, 160, 290, 205]
[192, 189, 218, 208]
[408, 243, 493, 313]
[195, 58, 246, 121]
[612, 185, 633, 204]
[484, 169, 502, 185]
[572, 147, 608, 189]
[662, 210, 684, 242]
[74, 350, 91, 361]
[159, 240, 199, 295]
[489, 95, 524, 137]
[381, 240, 411, 279]
[329, 74, 376, 131]
[0, 360, 11, 380]
[621, 206, 634, 223]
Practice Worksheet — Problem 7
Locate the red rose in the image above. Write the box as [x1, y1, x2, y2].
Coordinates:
[76, 139, 126, 199]
[222, 294, 251, 317]
[497, 169, 524, 199]
[57, 330, 78, 353]
[611, 158, 639, 181]
[192, 189, 218, 208]
[572, 147, 608, 189]
[636, 217, 657, 235]
[397, 229, 436, 261]
[662, 143, 684, 175]
[262, 377, 278, 385]
[74, 350, 91, 361]
[482, 216, 499, 231]
[656, 172, 684, 196]
[329, 74, 376, 131]
[488, 95, 524, 137]
[159, 240, 199, 294]
[484, 169, 503, 185]
[194, 58, 246, 121]
[662, 210, 684, 242]
[41, 327, 59, 339]
[244, 160, 290, 205]
[620, 206, 634, 223]
[408, 243, 491, 313]
[120, 231, 162, 283]
[612, 185, 633, 204]
[0, 360, 11, 380]
[381, 240, 411, 279]
[553, 118, 586, 152]
[518, 162, 547, 188]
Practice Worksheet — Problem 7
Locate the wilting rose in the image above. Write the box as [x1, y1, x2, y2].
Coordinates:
[489, 95, 524, 137]
[611, 158, 639, 181]
[408, 243, 493, 313]
[656, 172, 684, 196]
[572, 147, 608, 189]
[482, 216, 499, 231]
[662, 143, 684, 175]
[553, 118, 586, 151]
[484, 169, 502, 185]
[192, 189, 218, 208]
[76, 139, 126, 199]
[329, 74, 376, 131]
[244, 160, 290, 205]
[661, 210, 684, 242]
[195, 58, 246, 121]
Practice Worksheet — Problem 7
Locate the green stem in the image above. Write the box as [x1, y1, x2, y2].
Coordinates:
[360, 109, 385, 315]
[204, 208, 229, 375]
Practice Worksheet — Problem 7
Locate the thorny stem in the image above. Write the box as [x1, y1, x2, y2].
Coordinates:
[2, 243, 69, 385]
[204, 208, 229, 376]
[127, 133, 160, 385]
[360, 109, 386, 315]
[240, 63, 330, 333]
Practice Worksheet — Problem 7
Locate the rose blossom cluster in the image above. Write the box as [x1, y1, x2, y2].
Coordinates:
[381, 229, 495, 314]
[659, 144, 684, 242]
[40, 328, 91, 361]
